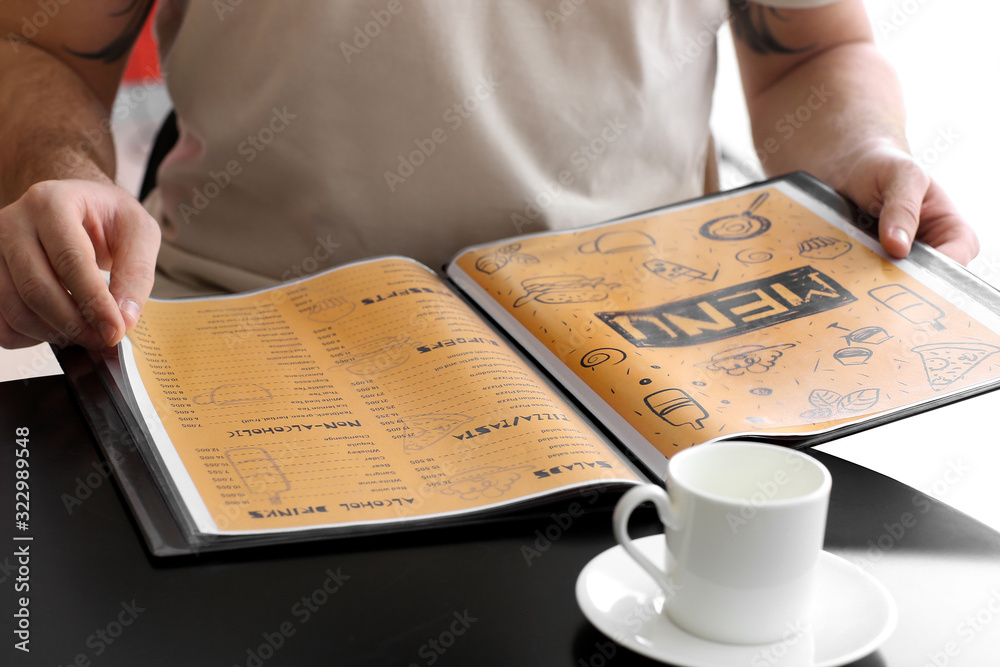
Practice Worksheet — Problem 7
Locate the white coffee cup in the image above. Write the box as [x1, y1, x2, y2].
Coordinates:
[612, 441, 831, 645]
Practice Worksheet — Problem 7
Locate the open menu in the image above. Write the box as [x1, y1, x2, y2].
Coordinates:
[59, 173, 1000, 555]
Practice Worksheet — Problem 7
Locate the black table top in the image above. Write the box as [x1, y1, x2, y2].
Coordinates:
[2, 374, 999, 666]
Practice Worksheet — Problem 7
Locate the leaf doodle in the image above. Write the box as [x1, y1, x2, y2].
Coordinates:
[801, 388, 881, 420]
[837, 389, 880, 413]
[800, 407, 833, 421]
[808, 389, 842, 410]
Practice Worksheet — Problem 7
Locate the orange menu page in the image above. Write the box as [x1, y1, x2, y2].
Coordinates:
[123, 258, 641, 535]
[451, 185, 1000, 457]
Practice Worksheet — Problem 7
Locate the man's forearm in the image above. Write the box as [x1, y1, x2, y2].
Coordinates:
[743, 40, 910, 192]
[0, 42, 117, 206]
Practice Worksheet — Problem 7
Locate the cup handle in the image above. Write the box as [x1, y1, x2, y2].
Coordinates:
[612, 485, 679, 594]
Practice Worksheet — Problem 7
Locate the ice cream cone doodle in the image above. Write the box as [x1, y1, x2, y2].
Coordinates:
[869, 284, 946, 330]
[225, 447, 290, 505]
[643, 388, 708, 430]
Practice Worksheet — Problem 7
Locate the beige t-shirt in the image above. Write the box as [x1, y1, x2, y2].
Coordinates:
[148, 0, 836, 296]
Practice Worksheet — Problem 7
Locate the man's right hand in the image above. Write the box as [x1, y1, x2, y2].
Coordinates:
[0, 179, 160, 350]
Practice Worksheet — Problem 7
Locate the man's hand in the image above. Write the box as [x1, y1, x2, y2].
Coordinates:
[829, 143, 979, 265]
[731, 0, 979, 266]
[0, 179, 160, 350]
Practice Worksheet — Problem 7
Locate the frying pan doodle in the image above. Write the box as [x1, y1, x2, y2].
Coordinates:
[699, 193, 772, 241]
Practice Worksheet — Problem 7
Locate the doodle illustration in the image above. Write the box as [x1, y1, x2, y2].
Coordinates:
[225, 447, 290, 505]
[578, 230, 655, 254]
[843, 326, 892, 346]
[912, 343, 1000, 391]
[475, 243, 539, 274]
[798, 236, 852, 260]
[643, 258, 719, 283]
[513, 275, 620, 308]
[194, 383, 273, 406]
[580, 348, 627, 368]
[699, 192, 771, 241]
[833, 347, 872, 366]
[597, 266, 855, 348]
[643, 388, 708, 430]
[703, 343, 795, 376]
[869, 284, 946, 330]
[735, 249, 773, 265]
[749, 387, 772, 397]
[799, 388, 880, 420]
[334, 335, 415, 376]
[438, 465, 528, 501]
[401, 413, 472, 453]
[306, 296, 356, 323]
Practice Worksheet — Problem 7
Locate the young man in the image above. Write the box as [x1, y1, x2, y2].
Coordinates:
[0, 0, 978, 350]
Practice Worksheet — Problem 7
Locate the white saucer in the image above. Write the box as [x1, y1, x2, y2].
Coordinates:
[576, 536, 897, 667]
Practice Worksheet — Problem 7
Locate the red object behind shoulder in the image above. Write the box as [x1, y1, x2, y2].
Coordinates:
[123, 1, 161, 84]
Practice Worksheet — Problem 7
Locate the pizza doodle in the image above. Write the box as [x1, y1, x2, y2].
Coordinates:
[912, 343, 1000, 391]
